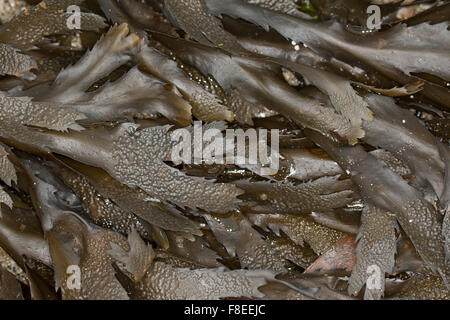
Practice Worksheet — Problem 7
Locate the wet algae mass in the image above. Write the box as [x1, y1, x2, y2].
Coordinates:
[0, 0, 448, 300]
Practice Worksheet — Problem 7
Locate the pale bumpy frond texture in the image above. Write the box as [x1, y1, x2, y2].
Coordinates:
[108, 228, 155, 282]
[440, 143, 450, 262]
[163, 0, 245, 53]
[234, 176, 354, 214]
[246, 0, 307, 18]
[0, 0, 107, 50]
[0, 144, 16, 208]
[137, 46, 233, 122]
[348, 205, 397, 300]
[444, 212, 450, 263]
[0, 0, 448, 301]
[394, 273, 450, 300]
[56, 156, 202, 235]
[0, 0, 27, 24]
[56, 166, 154, 240]
[22, 164, 130, 300]
[111, 125, 243, 213]
[248, 213, 346, 255]
[0, 92, 85, 131]
[277, 60, 373, 143]
[0, 42, 36, 78]
[21, 124, 238, 223]
[0, 144, 17, 187]
[131, 262, 274, 299]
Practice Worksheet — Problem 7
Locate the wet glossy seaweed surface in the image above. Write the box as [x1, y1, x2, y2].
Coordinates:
[0, 0, 449, 300]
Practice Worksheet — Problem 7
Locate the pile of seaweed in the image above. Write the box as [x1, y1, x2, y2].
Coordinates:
[0, 0, 449, 300]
